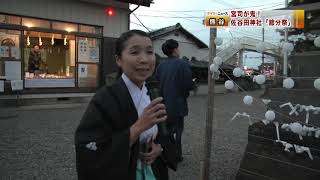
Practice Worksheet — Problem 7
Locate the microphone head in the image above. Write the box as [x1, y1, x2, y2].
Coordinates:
[145, 77, 160, 90]
[145, 77, 161, 100]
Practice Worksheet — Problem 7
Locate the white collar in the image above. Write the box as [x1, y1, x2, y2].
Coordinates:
[122, 73, 158, 143]
[121, 73, 148, 107]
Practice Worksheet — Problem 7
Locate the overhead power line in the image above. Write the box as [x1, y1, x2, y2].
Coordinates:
[132, 13, 152, 32]
[137, 2, 284, 13]
[133, 14, 203, 19]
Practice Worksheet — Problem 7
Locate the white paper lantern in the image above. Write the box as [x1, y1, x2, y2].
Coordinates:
[256, 42, 266, 53]
[290, 122, 303, 134]
[283, 78, 295, 89]
[314, 78, 320, 90]
[282, 42, 294, 53]
[255, 75, 266, 85]
[265, 110, 275, 121]
[243, 95, 253, 105]
[233, 67, 243, 77]
[210, 64, 219, 73]
[314, 37, 320, 47]
[225, 80, 234, 90]
[214, 38, 223, 46]
[214, 56, 223, 66]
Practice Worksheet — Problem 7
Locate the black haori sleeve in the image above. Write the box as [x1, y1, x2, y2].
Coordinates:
[74, 87, 134, 180]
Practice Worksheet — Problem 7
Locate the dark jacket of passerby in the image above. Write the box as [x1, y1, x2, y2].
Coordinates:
[156, 57, 193, 118]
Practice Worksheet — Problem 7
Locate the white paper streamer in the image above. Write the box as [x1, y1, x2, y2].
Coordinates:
[262, 99, 271, 105]
[277, 141, 313, 160]
[294, 145, 313, 160]
[274, 122, 280, 141]
[230, 112, 252, 125]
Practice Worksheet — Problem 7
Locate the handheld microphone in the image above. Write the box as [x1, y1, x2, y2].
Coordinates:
[145, 78, 168, 136]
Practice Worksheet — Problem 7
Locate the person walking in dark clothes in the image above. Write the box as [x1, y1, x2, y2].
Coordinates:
[155, 39, 194, 162]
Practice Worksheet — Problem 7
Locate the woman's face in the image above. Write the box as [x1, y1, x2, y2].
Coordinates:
[116, 35, 155, 87]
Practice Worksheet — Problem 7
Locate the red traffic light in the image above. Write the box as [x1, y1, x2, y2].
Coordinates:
[106, 7, 115, 16]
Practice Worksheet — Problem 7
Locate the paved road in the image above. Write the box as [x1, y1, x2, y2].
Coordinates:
[0, 86, 266, 180]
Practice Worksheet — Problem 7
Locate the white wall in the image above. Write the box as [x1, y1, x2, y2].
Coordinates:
[152, 32, 209, 61]
[0, 0, 129, 38]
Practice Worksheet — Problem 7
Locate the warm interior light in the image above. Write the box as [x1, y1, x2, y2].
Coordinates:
[25, 23, 33, 28]
[27, 36, 30, 46]
[66, 28, 73, 32]
[64, 36, 67, 46]
[39, 36, 42, 46]
[51, 35, 55, 45]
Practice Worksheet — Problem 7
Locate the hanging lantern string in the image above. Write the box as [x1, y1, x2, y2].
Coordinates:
[216, 68, 320, 127]
[213, 106, 320, 129]
[214, 91, 320, 128]
[275, 75, 320, 80]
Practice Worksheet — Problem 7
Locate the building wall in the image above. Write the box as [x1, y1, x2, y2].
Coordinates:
[152, 32, 209, 61]
[0, 0, 129, 38]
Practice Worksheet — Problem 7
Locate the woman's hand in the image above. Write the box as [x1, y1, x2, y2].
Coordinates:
[138, 97, 167, 129]
[130, 97, 167, 145]
[141, 142, 162, 165]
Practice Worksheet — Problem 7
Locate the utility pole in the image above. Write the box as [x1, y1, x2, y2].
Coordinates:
[199, 27, 217, 180]
[283, 0, 289, 76]
[262, 27, 265, 65]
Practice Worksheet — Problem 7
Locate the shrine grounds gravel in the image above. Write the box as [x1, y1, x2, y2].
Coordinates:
[0, 85, 266, 180]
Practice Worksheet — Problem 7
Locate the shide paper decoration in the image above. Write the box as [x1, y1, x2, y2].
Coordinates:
[279, 102, 320, 124]
[276, 140, 313, 160]
[231, 112, 253, 125]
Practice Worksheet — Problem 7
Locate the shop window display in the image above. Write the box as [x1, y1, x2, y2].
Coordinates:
[0, 29, 21, 81]
[24, 31, 76, 88]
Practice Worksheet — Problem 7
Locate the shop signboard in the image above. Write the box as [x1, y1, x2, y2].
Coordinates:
[78, 64, 88, 78]
[0, 46, 9, 57]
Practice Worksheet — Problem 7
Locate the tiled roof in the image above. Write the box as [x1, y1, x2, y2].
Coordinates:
[149, 23, 208, 48]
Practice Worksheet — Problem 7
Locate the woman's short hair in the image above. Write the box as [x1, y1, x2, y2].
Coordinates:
[115, 29, 151, 57]
[162, 39, 179, 56]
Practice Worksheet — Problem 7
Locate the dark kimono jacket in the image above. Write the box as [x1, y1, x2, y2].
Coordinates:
[74, 78, 169, 180]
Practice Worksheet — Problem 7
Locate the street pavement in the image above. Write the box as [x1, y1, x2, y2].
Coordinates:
[0, 85, 267, 180]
